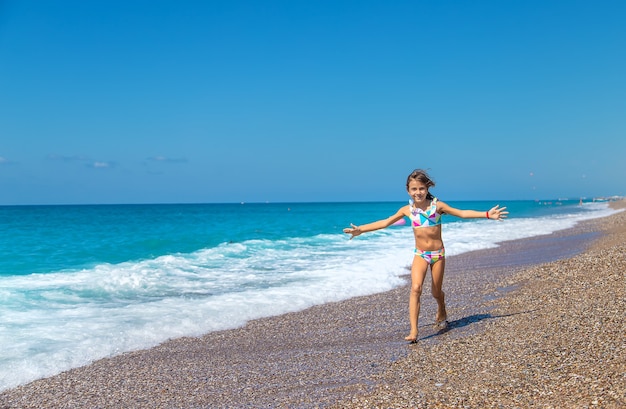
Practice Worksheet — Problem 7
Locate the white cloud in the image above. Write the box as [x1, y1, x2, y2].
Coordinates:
[92, 161, 112, 168]
[0, 156, 17, 165]
[147, 156, 188, 163]
[46, 154, 116, 169]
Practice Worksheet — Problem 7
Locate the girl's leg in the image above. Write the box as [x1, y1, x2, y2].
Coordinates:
[405, 256, 429, 342]
[430, 258, 447, 324]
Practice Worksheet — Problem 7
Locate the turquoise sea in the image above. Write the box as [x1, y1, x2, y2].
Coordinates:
[0, 199, 620, 391]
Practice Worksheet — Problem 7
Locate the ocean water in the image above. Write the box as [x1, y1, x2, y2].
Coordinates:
[0, 200, 620, 391]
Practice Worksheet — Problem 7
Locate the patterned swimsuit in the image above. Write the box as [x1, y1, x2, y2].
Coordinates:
[409, 197, 445, 265]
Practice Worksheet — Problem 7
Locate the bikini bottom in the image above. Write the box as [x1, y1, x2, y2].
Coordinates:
[414, 247, 445, 265]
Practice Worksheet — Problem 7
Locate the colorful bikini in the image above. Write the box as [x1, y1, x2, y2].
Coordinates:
[409, 197, 445, 265]
[414, 247, 445, 265]
[409, 197, 442, 228]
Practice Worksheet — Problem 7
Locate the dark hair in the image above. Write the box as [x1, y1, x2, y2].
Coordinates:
[406, 169, 435, 199]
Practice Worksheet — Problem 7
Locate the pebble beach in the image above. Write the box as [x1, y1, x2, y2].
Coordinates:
[1, 202, 624, 408]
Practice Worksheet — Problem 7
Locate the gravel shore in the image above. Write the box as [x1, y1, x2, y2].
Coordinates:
[1, 202, 624, 408]
[333, 201, 626, 409]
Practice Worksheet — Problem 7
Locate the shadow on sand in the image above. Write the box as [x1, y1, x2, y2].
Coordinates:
[416, 309, 538, 342]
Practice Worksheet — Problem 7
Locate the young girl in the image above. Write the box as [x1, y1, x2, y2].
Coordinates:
[343, 169, 508, 343]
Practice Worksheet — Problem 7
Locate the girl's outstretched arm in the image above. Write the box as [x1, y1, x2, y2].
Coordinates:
[439, 202, 509, 220]
[343, 207, 408, 239]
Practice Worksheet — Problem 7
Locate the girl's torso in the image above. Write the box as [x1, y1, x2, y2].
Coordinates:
[406, 198, 444, 251]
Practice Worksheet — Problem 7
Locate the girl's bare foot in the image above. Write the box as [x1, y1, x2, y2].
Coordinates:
[435, 320, 448, 330]
[404, 332, 418, 343]
[435, 306, 447, 326]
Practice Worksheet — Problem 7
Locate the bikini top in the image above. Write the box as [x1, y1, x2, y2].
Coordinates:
[409, 197, 442, 228]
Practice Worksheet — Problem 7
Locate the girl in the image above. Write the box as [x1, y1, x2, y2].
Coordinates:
[343, 169, 508, 342]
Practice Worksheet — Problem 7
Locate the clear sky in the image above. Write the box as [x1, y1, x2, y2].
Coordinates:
[1, 1, 625, 205]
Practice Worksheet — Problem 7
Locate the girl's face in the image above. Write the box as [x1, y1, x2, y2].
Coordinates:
[407, 179, 429, 203]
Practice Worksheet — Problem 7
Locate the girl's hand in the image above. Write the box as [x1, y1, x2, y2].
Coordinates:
[487, 205, 509, 221]
[343, 223, 362, 239]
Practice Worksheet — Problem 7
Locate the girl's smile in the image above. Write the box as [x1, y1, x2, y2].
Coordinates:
[407, 180, 429, 204]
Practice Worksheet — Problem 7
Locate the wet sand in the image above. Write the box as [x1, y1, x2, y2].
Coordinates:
[1, 202, 624, 408]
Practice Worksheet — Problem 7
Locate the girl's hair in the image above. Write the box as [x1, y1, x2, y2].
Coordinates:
[406, 169, 435, 199]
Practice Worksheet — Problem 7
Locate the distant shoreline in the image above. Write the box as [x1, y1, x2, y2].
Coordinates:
[1, 196, 623, 208]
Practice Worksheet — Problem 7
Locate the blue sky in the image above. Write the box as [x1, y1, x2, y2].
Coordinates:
[1, 1, 625, 205]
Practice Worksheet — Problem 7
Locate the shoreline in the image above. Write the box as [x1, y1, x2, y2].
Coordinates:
[1, 202, 624, 408]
